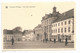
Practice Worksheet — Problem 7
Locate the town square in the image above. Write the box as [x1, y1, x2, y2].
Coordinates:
[3, 41, 74, 49]
[2, 2, 75, 49]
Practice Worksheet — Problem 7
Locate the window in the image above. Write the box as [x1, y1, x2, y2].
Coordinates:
[68, 20, 70, 24]
[55, 29, 57, 33]
[58, 23, 60, 26]
[65, 28, 66, 32]
[61, 28, 63, 33]
[65, 21, 67, 25]
[54, 24, 57, 27]
[61, 22, 63, 25]
[56, 24, 57, 27]
[68, 27, 70, 32]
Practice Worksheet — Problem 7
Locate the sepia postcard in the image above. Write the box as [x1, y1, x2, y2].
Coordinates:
[2, 2, 76, 50]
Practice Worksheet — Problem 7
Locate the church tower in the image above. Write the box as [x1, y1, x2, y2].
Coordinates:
[53, 6, 56, 13]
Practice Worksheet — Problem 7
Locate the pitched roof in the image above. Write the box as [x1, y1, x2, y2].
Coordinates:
[3, 29, 22, 34]
[42, 12, 60, 21]
[35, 24, 42, 28]
[3, 30, 13, 34]
[53, 9, 74, 23]
[13, 31, 22, 34]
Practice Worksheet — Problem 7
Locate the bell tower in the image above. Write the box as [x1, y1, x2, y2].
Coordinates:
[53, 6, 56, 13]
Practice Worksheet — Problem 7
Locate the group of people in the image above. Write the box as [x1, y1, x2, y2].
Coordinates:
[11, 36, 68, 46]
[54, 38, 68, 46]
[42, 38, 68, 46]
[43, 32, 68, 46]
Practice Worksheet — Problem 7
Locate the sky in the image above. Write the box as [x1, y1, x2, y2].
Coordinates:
[2, 2, 75, 31]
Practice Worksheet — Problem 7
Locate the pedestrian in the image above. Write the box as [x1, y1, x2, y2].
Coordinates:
[65, 38, 68, 46]
[59, 39, 61, 43]
[46, 38, 48, 43]
[54, 39, 56, 43]
[11, 37, 14, 45]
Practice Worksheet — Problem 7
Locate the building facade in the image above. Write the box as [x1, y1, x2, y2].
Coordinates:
[22, 35, 26, 41]
[13, 31, 22, 41]
[22, 30, 35, 41]
[3, 29, 14, 42]
[3, 29, 22, 42]
[34, 24, 43, 41]
[26, 31, 35, 41]
[51, 9, 74, 42]
[41, 6, 61, 40]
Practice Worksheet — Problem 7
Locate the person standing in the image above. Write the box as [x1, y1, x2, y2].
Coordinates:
[44, 32, 47, 43]
[46, 38, 48, 43]
[54, 38, 56, 43]
[65, 38, 68, 46]
[11, 37, 14, 45]
[59, 38, 61, 43]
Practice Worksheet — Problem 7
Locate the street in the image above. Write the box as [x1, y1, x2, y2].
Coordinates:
[3, 41, 74, 49]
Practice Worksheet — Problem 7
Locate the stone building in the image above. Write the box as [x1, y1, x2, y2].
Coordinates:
[51, 9, 74, 42]
[22, 30, 28, 41]
[34, 24, 43, 41]
[3, 27, 22, 42]
[13, 31, 22, 41]
[41, 6, 61, 40]
[3, 29, 14, 42]
[22, 35, 26, 41]
[26, 31, 35, 41]
[22, 30, 35, 41]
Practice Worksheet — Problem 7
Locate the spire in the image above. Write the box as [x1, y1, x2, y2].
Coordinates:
[53, 6, 56, 13]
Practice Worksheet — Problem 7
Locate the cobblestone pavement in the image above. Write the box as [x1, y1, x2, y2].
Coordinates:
[3, 41, 74, 49]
